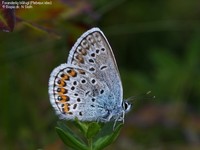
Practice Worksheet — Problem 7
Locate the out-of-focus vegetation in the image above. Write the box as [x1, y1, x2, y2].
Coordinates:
[0, 0, 200, 149]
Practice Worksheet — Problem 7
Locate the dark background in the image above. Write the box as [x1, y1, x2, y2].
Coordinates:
[0, 0, 200, 149]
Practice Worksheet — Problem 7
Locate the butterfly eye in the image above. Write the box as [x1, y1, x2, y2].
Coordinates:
[122, 101, 131, 113]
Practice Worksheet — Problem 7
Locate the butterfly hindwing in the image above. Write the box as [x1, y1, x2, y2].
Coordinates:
[49, 64, 115, 121]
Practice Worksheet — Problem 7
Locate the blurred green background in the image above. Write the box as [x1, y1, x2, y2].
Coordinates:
[1, 0, 200, 149]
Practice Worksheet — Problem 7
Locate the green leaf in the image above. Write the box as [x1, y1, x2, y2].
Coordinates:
[56, 122, 88, 150]
[57, 121, 80, 140]
[93, 122, 123, 150]
[86, 122, 101, 139]
[74, 118, 89, 136]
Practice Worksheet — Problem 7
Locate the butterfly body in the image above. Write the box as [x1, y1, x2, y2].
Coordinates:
[49, 28, 131, 122]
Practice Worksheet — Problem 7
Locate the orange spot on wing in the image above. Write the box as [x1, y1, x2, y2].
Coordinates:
[62, 103, 69, 113]
[68, 69, 77, 77]
[62, 74, 69, 80]
[57, 79, 66, 87]
[81, 49, 87, 55]
[61, 103, 73, 114]
[62, 95, 69, 101]
[60, 88, 67, 94]
[76, 55, 84, 64]
[79, 69, 86, 74]
[59, 95, 69, 101]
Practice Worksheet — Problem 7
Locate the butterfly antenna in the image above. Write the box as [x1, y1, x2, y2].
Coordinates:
[125, 91, 155, 103]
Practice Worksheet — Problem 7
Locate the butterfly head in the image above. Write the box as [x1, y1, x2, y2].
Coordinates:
[122, 101, 132, 113]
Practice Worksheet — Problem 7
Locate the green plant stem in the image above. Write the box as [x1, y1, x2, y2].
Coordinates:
[88, 138, 93, 150]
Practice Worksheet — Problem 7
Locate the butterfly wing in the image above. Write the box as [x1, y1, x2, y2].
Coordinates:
[49, 64, 109, 120]
[67, 28, 123, 104]
[49, 28, 123, 121]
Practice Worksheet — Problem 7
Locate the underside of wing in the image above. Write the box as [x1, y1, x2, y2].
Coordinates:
[67, 28, 123, 104]
[49, 64, 115, 121]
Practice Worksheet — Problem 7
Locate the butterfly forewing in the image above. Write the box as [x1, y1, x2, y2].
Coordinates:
[67, 28, 123, 103]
